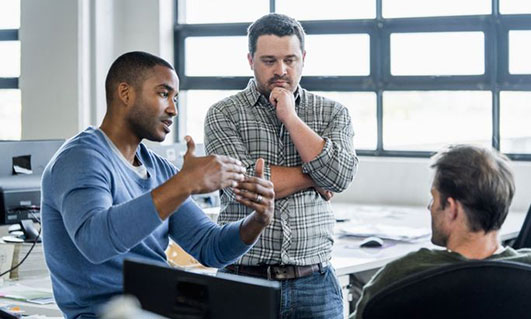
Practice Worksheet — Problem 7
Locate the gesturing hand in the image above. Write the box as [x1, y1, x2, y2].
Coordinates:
[233, 158, 274, 226]
[180, 135, 246, 194]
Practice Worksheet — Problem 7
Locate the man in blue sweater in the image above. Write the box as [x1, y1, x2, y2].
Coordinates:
[41, 51, 275, 319]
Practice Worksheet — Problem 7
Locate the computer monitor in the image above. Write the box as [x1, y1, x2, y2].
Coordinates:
[123, 259, 281, 319]
[0, 139, 64, 225]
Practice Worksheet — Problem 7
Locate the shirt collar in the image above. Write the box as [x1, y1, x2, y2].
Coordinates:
[244, 78, 302, 108]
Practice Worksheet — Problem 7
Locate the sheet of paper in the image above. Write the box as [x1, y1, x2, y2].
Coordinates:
[0, 284, 54, 305]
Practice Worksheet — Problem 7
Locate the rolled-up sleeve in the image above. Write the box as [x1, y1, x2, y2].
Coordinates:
[302, 105, 358, 192]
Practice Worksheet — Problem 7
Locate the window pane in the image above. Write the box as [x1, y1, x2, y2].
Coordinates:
[500, 1, 531, 14]
[391, 32, 484, 76]
[509, 30, 531, 74]
[185, 37, 250, 76]
[314, 91, 376, 150]
[305, 34, 370, 76]
[276, 0, 375, 20]
[0, 41, 20, 77]
[0, 0, 20, 29]
[383, 0, 490, 18]
[181, 0, 267, 24]
[181, 90, 239, 143]
[383, 91, 491, 151]
[500, 91, 531, 154]
[0, 90, 21, 140]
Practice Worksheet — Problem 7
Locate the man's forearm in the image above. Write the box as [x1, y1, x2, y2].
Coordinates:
[239, 212, 269, 244]
[283, 116, 325, 163]
[270, 165, 314, 199]
[151, 174, 191, 220]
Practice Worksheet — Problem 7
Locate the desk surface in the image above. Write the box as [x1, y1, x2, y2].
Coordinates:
[0, 203, 524, 317]
[330, 203, 526, 277]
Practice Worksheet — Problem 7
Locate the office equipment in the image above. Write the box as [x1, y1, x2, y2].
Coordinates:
[362, 260, 531, 319]
[511, 203, 531, 249]
[359, 236, 384, 248]
[123, 259, 281, 319]
[0, 140, 64, 225]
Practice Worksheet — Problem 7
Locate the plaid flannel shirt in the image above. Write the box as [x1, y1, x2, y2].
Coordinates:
[204, 79, 358, 266]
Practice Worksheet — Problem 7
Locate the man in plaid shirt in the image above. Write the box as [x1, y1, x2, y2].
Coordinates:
[205, 13, 358, 318]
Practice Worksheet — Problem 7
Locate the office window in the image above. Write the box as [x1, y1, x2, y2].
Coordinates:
[383, 91, 491, 151]
[0, 0, 20, 29]
[391, 32, 484, 76]
[500, 1, 531, 14]
[314, 91, 377, 150]
[382, 0, 490, 18]
[179, 0, 267, 24]
[500, 91, 531, 154]
[0, 0, 21, 140]
[276, 0, 375, 20]
[180, 90, 239, 143]
[185, 36, 249, 76]
[508, 31, 531, 74]
[175, 0, 531, 160]
[0, 41, 21, 77]
[0, 90, 21, 140]
[305, 34, 370, 76]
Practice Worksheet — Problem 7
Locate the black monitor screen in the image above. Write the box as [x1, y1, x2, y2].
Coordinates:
[123, 259, 280, 319]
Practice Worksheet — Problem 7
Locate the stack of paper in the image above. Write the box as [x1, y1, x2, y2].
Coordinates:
[336, 222, 431, 242]
[0, 284, 54, 305]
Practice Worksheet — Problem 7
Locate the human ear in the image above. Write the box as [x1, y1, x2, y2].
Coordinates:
[118, 82, 137, 107]
[446, 197, 460, 221]
[247, 53, 254, 70]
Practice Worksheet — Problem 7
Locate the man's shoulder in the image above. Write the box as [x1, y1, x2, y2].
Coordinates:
[47, 128, 109, 171]
[209, 90, 250, 112]
[376, 248, 454, 280]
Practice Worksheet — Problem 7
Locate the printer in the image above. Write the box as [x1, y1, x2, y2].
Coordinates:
[0, 140, 64, 225]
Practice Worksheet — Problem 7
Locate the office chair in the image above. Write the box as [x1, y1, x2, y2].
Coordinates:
[362, 260, 531, 319]
[511, 203, 531, 249]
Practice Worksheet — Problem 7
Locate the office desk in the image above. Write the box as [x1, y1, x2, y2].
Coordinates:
[0, 276, 62, 318]
[329, 203, 527, 317]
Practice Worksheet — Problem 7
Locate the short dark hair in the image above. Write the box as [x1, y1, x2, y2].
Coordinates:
[105, 51, 174, 105]
[247, 13, 305, 56]
[431, 145, 515, 233]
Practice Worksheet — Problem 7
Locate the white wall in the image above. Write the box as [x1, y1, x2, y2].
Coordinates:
[18, 1, 531, 212]
[337, 157, 531, 212]
[20, 0, 174, 140]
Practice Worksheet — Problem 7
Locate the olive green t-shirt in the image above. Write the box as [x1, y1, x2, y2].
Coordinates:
[351, 247, 531, 319]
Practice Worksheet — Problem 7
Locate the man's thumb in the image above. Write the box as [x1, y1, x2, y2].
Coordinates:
[183, 135, 195, 159]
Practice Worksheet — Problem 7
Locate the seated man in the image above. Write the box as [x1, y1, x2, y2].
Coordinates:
[352, 144, 531, 318]
[41, 51, 275, 319]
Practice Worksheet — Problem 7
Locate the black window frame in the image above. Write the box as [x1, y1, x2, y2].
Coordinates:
[174, 0, 531, 161]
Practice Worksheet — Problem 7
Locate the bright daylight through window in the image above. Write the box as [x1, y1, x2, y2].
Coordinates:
[0, 0, 21, 140]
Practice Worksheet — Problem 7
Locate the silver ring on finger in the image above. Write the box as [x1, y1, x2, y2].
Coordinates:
[255, 194, 263, 203]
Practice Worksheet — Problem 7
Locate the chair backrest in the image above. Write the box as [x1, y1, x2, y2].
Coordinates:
[511, 204, 531, 249]
[363, 260, 531, 319]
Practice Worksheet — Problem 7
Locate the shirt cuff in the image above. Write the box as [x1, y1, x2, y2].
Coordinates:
[301, 137, 333, 175]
